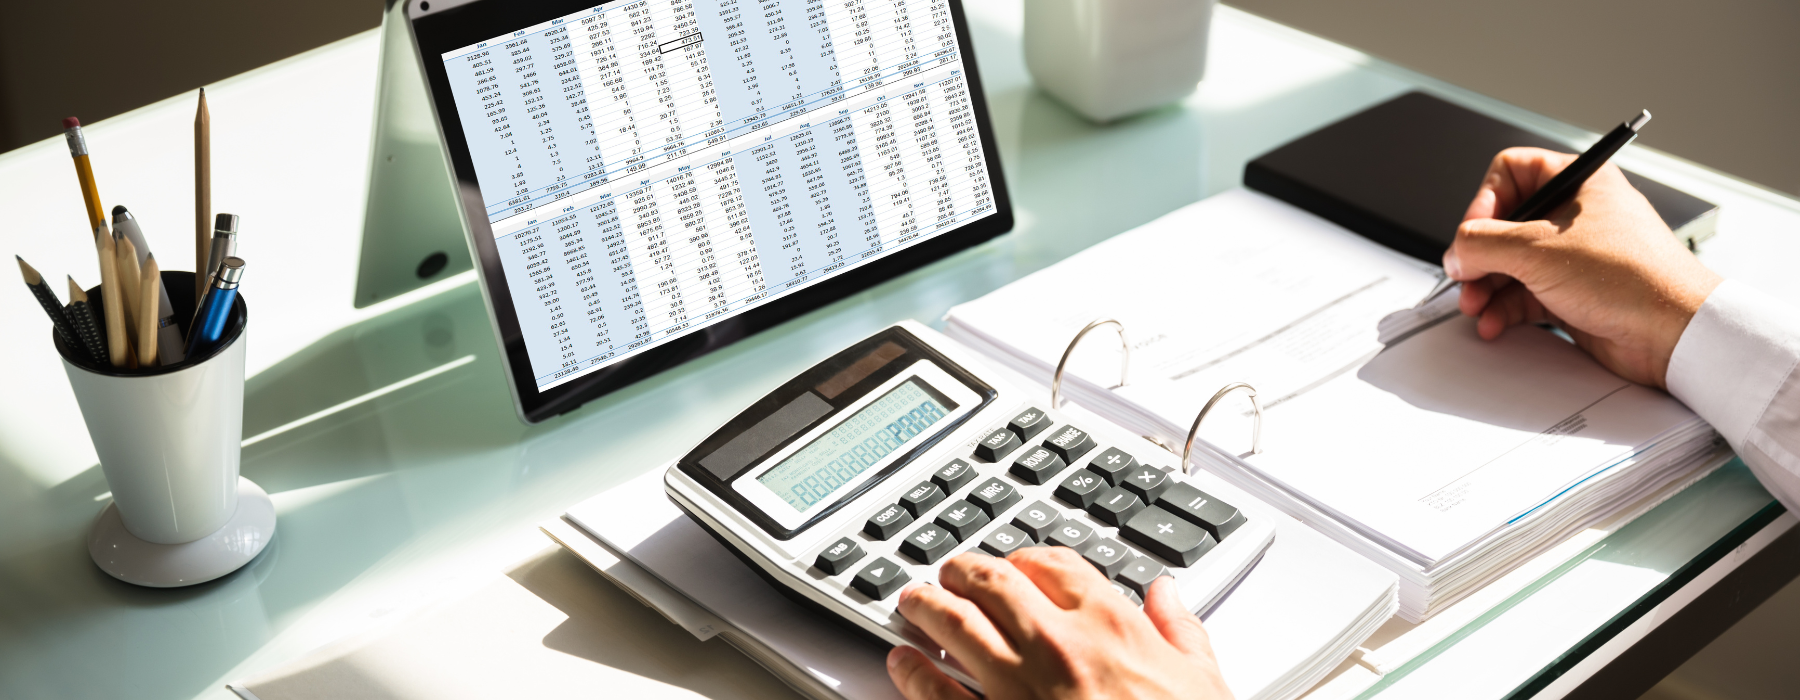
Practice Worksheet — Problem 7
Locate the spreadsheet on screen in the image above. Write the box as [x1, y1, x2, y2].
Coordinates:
[439, 0, 996, 390]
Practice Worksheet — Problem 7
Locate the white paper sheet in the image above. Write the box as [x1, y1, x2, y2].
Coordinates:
[945, 188, 1710, 568]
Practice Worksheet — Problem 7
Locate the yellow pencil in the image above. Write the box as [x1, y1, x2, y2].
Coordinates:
[63, 117, 105, 233]
[195, 89, 211, 303]
[94, 224, 133, 367]
[115, 231, 142, 348]
[137, 254, 161, 367]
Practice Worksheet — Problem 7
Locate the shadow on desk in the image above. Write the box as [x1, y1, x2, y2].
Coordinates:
[239, 546, 802, 700]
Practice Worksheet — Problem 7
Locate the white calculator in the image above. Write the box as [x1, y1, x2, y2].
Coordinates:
[665, 322, 1275, 679]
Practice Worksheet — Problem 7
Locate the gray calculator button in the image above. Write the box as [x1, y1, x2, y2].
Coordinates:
[899, 482, 946, 517]
[969, 477, 1022, 517]
[1121, 465, 1171, 504]
[814, 537, 866, 575]
[1122, 506, 1218, 567]
[900, 523, 959, 564]
[1011, 501, 1062, 541]
[979, 523, 1035, 556]
[1007, 407, 1053, 441]
[1086, 447, 1137, 485]
[934, 499, 992, 541]
[1054, 470, 1106, 509]
[1042, 425, 1095, 462]
[865, 503, 914, 540]
[1110, 581, 1145, 606]
[851, 558, 911, 600]
[1161, 482, 1246, 540]
[1045, 518, 1095, 549]
[1009, 446, 1068, 485]
[1115, 557, 1169, 598]
[1087, 487, 1146, 526]
[1081, 539, 1131, 578]
[974, 428, 1023, 462]
[932, 459, 977, 494]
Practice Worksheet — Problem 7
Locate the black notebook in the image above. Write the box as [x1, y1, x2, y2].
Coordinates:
[1245, 92, 1718, 263]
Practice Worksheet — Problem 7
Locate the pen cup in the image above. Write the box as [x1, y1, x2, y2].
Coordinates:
[57, 270, 274, 587]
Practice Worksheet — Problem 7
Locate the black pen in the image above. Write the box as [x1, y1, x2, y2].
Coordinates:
[1419, 109, 1652, 305]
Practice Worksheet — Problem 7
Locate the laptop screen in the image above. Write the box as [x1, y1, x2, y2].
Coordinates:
[434, 0, 999, 393]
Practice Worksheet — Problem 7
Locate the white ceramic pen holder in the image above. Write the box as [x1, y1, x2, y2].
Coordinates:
[57, 270, 275, 587]
[1025, 0, 1217, 123]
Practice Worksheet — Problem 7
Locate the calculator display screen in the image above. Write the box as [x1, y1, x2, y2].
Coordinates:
[758, 380, 953, 512]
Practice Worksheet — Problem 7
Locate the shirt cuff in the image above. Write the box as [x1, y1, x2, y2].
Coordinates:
[1666, 279, 1800, 445]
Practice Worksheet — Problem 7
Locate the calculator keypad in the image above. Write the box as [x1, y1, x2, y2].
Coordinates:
[934, 500, 992, 541]
[974, 429, 1023, 462]
[968, 477, 1022, 517]
[980, 524, 1035, 556]
[852, 558, 910, 600]
[809, 404, 1250, 614]
[932, 459, 977, 493]
[900, 523, 958, 564]
[1012, 501, 1062, 540]
[814, 537, 866, 575]
[1009, 446, 1068, 485]
[899, 482, 946, 517]
[864, 504, 914, 540]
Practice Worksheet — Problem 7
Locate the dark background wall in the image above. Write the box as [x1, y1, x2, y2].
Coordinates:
[0, 0, 380, 152]
[1229, 0, 1800, 197]
[2, 0, 1795, 198]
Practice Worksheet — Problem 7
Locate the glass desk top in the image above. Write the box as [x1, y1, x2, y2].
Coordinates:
[2, 2, 1798, 698]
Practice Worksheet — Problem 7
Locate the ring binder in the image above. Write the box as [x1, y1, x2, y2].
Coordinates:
[1051, 318, 1129, 408]
[1183, 382, 1263, 474]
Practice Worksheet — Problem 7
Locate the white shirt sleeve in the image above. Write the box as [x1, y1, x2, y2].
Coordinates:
[1666, 279, 1800, 513]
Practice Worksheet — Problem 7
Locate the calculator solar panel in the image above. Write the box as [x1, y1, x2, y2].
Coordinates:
[407, 0, 1012, 422]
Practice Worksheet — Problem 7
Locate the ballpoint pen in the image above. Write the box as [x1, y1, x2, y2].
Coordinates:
[1418, 110, 1652, 306]
[204, 213, 239, 283]
[184, 256, 245, 358]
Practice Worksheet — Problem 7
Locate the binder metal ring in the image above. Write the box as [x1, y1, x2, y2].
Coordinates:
[1183, 382, 1263, 474]
[1051, 318, 1129, 409]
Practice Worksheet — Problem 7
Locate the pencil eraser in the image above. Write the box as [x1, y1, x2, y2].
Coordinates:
[62, 117, 80, 129]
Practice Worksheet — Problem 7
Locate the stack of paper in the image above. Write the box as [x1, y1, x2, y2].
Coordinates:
[944, 189, 1725, 621]
[557, 462, 1398, 700]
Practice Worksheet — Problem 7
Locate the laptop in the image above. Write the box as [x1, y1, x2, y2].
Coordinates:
[403, 0, 1012, 422]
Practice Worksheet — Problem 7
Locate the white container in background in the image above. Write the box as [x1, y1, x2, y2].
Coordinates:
[1025, 0, 1218, 123]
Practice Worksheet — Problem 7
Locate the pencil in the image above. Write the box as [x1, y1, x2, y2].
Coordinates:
[137, 254, 160, 367]
[115, 230, 142, 348]
[94, 223, 132, 367]
[63, 118, 106, 233]
[16, 255, 79, 350]
[195, 89, 211, 303]
[66, 276, 108, 363]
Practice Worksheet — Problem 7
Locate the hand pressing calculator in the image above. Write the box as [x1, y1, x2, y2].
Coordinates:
[665, 322, 1274, 680]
